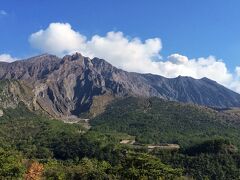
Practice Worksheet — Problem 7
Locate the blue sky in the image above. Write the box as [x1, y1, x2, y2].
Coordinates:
[0, 0, 239, 67]
[1, 0, 240, 92]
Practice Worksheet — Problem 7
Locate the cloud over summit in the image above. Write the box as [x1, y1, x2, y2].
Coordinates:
[29, 22, 240, 93]
[0, 54, 17, 62]
[29, 23, 86, 55]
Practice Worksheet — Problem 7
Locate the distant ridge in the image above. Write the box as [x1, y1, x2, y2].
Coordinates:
[0, 52, 240, 117]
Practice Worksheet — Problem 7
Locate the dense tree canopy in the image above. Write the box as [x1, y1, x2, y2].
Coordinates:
[92, 97, 240, 147]
[1, 98, 240, 179]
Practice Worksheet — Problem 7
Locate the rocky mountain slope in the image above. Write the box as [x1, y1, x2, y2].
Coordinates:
[0, 52, 240, 117]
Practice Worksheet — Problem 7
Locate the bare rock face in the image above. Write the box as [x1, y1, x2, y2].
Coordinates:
[0, 52, 240, 118]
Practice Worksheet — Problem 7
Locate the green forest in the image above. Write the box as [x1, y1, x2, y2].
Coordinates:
[1, 98, 240, 179]
[92, 97, 240, 147]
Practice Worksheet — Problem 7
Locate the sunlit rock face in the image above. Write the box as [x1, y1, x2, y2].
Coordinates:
[0, 52, 240, 118]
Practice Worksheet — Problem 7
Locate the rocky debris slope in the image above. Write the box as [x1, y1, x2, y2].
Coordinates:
[0, 53, 239, 117]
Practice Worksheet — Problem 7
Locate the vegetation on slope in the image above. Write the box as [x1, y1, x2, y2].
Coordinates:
[0, 104, 182, 179]
[1, 95, 240, 179]
[156, 139, 240, 180]
[91, 97, 240, 147]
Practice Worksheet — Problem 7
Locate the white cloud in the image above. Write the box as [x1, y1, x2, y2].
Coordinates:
[235, 67, 240, 77]
[168, 54, 189, 64]
[159, 55, 233, 86]
[229, 67, 240, 93]
[29, 22, 240, 93]
[0, 10, 7, 16]
[29, 23, 162, 74]
[0, 54, 17, 62]
[29, 23, 86, 55]
[86, 32, 162, 74]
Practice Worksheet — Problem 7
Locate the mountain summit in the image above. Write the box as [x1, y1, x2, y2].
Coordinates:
[0, 53, 240, 117]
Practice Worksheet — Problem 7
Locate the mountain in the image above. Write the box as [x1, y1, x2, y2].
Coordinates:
[1, 54, 240, 180]
[0, 52, 240, 117]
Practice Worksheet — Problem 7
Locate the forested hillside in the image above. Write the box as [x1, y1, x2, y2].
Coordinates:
[0, 104, 182, 179]
[1, 98, 240, 179]
[92, 97, 240, 147]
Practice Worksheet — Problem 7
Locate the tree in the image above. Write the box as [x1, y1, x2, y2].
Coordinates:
[25, 161, 44, 180]
[0, 148, 25, 179]
[118, 152, 183, 179]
